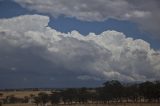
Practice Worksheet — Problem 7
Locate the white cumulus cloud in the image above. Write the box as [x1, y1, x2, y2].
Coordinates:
[0, 14, 160, 82]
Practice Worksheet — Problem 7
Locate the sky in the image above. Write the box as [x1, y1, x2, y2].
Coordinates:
[0, 0, 160, 88]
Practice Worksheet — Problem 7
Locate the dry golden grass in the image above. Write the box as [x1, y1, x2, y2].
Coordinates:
[1, 91, 160, 106]
[2, 103, 160, 106]
[0, 91, 51, 98]
[3, 103, 35, 106]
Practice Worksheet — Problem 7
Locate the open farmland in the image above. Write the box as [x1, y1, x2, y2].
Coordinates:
[2, 103, 160, 106]
[1, 81, 160, 106]
[0, 91, 51, 98]
[0, 90, 160, 106]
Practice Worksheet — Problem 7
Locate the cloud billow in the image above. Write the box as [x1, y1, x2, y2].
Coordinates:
[0, 15, 160, 85]
[14, 0, 160, 38]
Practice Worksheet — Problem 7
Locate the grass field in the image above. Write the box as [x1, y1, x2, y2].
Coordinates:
[2, 103, 160, 106]
[0, 91, 51, 98]
[1, 91, 160, 106]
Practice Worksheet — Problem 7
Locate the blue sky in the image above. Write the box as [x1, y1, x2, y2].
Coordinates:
[0, 0, 160, 88]
[0, 0, 159, 49]
[50, 17, 160, 49]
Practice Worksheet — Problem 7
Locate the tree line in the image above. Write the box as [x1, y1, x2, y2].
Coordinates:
[0, 80, 160, 106]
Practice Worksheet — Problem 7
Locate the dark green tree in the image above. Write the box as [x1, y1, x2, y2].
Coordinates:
[38, 92, 49, 106]
[33, 96, 40, 106]
[102, 80, 124, 103]
[154, 81, 160, 102]
[139, 81, 156, 102]
[50, 92, 61, 106]
[77, 87, 89, 104]
[0, 93, 3, 106]
[60, 88, 78, 104]
[23, 96, 29, 103]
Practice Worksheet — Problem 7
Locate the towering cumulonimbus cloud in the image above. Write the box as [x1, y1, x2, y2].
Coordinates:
[13, 0, 160, 38]
[0, 15, 160, 82]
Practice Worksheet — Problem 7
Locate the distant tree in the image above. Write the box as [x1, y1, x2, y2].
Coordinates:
[86, 90, 97, 103]
[77, 87, 89, 104]
[38, 92, 49, 106]
[30, 94, 35, 98]
[50, 92, 61, 106]
[33, 96, 40, 106]
[4, 94, 23, 104]
[124, 84, 139, 102]
[102, 80, 124, 103]
[0, 101, 2, 106]
[154, 81, 160, 102]
[7, 95, 17, 103]
[23, 96, 29, 103]
[0, 93, 3, 97]
[0, 93, 3, 106]
[30, 94, 35, 103]
[139, 81, 156, 102]
[60, 88, 78, 104]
